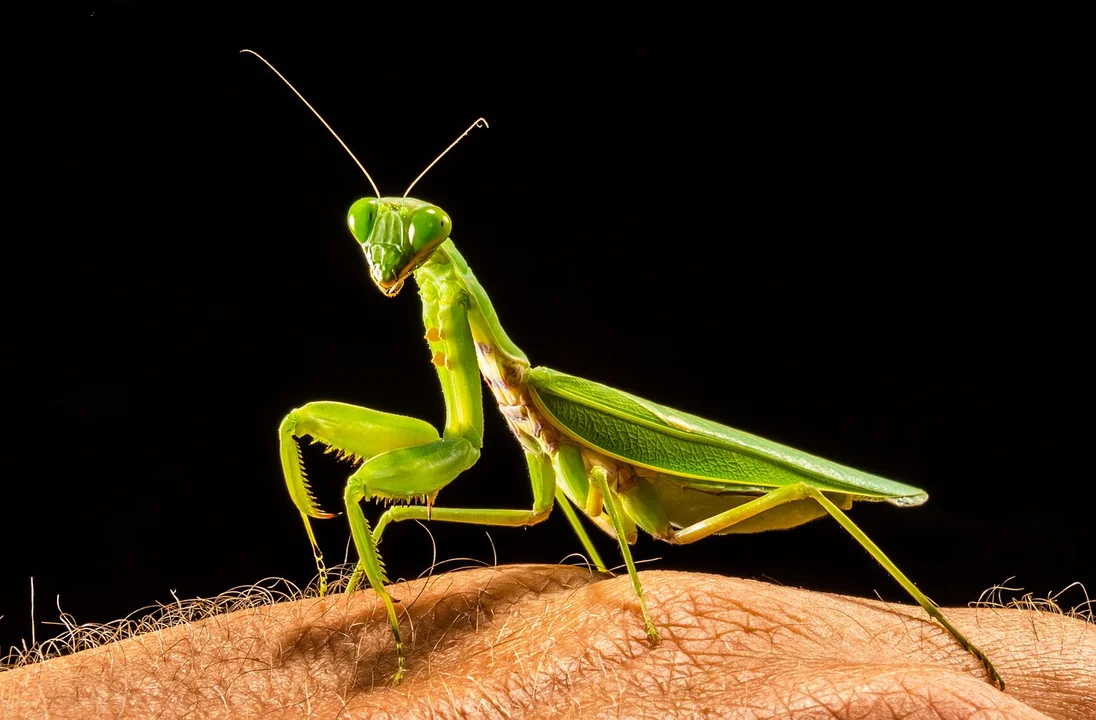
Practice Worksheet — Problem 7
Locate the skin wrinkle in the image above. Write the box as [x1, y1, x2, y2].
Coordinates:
[681, 590, 788, 652]
[766, 664, 1043, 719]
[805, 593, 963, 669]
[1, 565, 1092, 719]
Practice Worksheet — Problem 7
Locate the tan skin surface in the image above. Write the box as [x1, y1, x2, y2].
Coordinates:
[1, 564, 1092, 719]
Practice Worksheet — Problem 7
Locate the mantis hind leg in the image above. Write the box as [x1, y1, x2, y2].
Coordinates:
[806, 488, 1005, 690]
[665, 482, 1005, 690]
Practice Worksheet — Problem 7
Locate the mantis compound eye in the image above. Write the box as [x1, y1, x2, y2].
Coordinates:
[347, 197, 380, 244]
[408, 206, 451, 254]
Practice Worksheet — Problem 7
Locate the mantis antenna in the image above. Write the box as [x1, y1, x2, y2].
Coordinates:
[240, 49, 382, 198]
[403, 117, 490, 198]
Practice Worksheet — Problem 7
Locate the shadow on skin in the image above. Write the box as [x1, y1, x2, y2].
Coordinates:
[1, 564, 1092, 718]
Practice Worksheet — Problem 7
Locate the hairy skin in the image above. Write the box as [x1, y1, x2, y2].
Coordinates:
[1, 565, 1092, 719]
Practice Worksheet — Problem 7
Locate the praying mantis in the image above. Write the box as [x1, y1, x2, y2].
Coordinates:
[242, 50, 1004, 689]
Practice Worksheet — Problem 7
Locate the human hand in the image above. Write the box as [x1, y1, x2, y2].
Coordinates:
[2, 564, 1092, 718]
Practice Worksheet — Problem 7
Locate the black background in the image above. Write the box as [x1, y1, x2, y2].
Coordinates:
[5, 6, 1088, 657]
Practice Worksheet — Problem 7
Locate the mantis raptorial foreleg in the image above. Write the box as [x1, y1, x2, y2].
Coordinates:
[279, 401, 442, 594]
[280, 401, 482, 682]
[342, 436, 483, 584]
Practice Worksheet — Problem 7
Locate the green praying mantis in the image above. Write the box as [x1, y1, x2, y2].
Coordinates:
[243, 50, 1004, 689]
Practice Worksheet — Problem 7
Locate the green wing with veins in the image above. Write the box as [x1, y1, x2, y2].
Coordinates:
[526, 367, 927, 505]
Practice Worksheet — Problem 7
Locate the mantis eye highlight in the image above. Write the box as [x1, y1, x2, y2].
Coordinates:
[409, 206, 452, 253]
[347, 197, 380, 244]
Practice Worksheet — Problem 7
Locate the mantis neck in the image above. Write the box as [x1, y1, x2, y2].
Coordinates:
[410, 240, 532, 446]
[421, 240, 531, 368]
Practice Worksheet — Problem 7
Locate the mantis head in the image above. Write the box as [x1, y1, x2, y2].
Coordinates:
[348, 197, 452, 297]
[237, 51, 482, 299]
